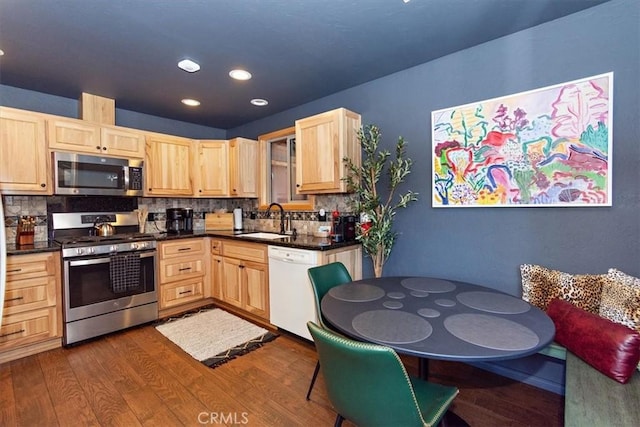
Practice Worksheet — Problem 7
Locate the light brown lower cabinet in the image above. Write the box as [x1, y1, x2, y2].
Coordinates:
[212, 239, 270, 322]
[158, 238, 212, 317]
[0, 251, 62, 364]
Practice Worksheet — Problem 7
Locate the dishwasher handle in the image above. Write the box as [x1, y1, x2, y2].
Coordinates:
[268, 245, 319, 264]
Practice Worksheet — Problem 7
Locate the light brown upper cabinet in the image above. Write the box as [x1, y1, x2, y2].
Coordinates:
[228, 137, 258, 198]
[48, 116, 144, 158]
[194, 139, 229, 197]
[194, 138, 258, 198]
[145, 132, 194, 196]
[0, 107, 51, 195]
[295, 107, 361, 194]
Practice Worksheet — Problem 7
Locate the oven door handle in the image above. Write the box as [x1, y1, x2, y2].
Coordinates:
[67, 251, 155, 267]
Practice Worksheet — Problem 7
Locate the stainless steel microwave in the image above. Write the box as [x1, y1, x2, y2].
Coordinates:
[52, 152, 144, 196]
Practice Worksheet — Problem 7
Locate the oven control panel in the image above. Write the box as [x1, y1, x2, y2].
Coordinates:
[61, 240, 157, 258]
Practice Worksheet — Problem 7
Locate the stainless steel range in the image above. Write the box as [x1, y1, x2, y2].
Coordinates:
[51, 211, 158, 345]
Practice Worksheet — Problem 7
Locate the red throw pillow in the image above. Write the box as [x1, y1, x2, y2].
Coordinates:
[547, 298, 640, 384]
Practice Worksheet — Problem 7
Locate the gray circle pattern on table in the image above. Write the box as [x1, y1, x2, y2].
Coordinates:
[456, 291, 531, 314]
[401, 277, 457, 293]
[387, 291, 406, 299]
[435, 299, 456, 307]
[410, 290, 430, 297]
[328, 283, 386, 302]
[352, 310, 433, 344]
[417, 308, 441, 318]
[383, 301, 404, 309]
[444, 313, 540, 351]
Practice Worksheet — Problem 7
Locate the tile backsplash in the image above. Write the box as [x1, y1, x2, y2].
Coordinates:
[2, 194, 356, 242]
[2, 195, 48, 243]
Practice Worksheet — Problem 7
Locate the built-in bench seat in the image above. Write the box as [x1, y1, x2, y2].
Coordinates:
[539, 343, 640, 426]
[565, 353, 640, 426]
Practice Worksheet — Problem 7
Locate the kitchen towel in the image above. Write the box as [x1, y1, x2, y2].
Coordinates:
[110, 253, 141, 293]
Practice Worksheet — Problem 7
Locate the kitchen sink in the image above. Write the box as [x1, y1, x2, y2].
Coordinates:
[238, 232, 287, 240]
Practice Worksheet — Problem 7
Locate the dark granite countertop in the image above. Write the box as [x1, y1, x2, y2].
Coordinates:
[6, 241, 61, 255]
[157, 230, 360, 251]
[7, 230, 360, 255]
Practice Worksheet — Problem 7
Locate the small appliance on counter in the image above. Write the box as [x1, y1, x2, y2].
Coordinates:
[166, 208, 193, 234]
[332, 215, 357, 242]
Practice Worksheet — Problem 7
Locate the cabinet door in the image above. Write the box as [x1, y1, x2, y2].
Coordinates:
[295, 108, 361, 194]
[243, 261, 269, 319]
[48, 117, 101, 154]
[0, 307, 58, 350]
[221, 257, 244, 308]
[0, 107, 51, 194]
[159, 279, 205, 309]
[145, 133, 194, 196]
[210, 254, 223, 300]
[229, 137, 258, 197]
[101, 126, 145, 158]
[195, 140, 229, 197]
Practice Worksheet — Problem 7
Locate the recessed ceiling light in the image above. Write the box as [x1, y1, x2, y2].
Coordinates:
[250, 98, 268, 106]
[0, 49, 4, 56]
[181, 98, 201, 107]
[178, 59, 200, 73]
[229, 69, 252, 80]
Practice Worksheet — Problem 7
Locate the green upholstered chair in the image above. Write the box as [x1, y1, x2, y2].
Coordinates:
[307, 321, 459, 427]
[306, 262, 353, 400]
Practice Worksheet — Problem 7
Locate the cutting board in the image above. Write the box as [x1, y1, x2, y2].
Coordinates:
[205, 212, 234, 230]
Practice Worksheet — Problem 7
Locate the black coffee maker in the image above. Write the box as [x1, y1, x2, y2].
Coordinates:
[166, 208, 193, 234]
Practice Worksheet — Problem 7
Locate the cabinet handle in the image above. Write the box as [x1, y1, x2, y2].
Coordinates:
[178, 290, 193, 295]
[40, 183, 46, 188]
[7, 268, 22, 273]
[178, 267, 192, 272]
[0, 329, 25, 339]
[96, 145, 101, 150]
[239, 265, 245, 269]
[178, 247, 191, 251]
[5, 296, 24, 302]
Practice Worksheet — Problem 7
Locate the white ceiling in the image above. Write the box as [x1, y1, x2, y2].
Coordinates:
[0, 0, 610, 129]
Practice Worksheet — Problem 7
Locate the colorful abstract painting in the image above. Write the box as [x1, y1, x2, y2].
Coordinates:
[431, 72, 613, 207]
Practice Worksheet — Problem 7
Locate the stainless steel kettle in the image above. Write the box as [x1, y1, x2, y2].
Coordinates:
[94, 217, 115, 236]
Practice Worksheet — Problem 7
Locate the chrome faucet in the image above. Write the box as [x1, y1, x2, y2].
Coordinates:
[267, 202, 286, 234]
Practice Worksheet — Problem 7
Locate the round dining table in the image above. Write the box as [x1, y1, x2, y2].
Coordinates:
[321, 276, 556, 372]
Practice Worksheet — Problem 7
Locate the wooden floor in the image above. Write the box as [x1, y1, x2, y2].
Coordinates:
[0, 324, 563, 426]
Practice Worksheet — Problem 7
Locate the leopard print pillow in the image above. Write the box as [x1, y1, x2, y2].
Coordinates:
[599, 268, 640, 333]
[520, 264, 606, 313]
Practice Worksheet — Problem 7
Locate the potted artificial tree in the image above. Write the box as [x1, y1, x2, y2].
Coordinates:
[343, 125, 418, 277]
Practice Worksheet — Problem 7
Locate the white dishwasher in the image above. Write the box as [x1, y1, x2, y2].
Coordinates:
[268, 245, 320, 340]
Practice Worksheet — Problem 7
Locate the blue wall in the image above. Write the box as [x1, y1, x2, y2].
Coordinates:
[231, 0, 640, 292]
[1, 0, 637, 295]
[0, 85, 226, 139]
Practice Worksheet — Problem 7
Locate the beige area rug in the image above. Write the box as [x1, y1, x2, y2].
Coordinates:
[155, 307, 278, 368]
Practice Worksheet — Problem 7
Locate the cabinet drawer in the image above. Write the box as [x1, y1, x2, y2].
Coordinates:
[3, 275, 57, 315]
[0, 307, 58, 350]
[6, 252, 56, 281]
[223, 241, 267, 263]
[160, 279, 205, 309]
[160, 239, 206, 259]
[160, 258, 205, 283]
[210, 239, 223, 255]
